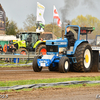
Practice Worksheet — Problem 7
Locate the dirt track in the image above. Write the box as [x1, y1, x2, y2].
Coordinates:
[0, 66, 100, 100]
[1, 85, 100, 100]
[0, 66, 100, 81]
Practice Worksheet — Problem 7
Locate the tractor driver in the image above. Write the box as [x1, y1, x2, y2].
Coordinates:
[65, 27, 75, 50]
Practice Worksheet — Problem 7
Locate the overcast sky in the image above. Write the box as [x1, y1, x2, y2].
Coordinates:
[0, 0, 100, 29]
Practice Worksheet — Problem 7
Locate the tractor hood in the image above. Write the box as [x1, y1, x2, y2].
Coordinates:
[46, 38, 68, 55]
[46, 38, 68, 46]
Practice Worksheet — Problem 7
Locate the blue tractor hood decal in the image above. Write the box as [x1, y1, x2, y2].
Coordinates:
[46, 38, 68, 45]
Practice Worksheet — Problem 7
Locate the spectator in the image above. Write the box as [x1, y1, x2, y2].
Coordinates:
[7, 44, 9, 51]
[3, 43, 7, 53]
[5, 45, 12, 62]
[3, 43, 8, 62]
[6, 44, 10, 62]
[8, 44, 16, 53]
[0, 44, 3, 54]
[8, 45, 12, 53]
[11, 44, 16, 54]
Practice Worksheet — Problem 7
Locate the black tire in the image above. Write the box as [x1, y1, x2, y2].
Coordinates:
[16, 48, 28, 55]
[32, 56, 42, 72]
[59, 57, 70, 73]
[73, 43, 93, 72]
[36, 44, 46, 55]
[48, 64, 58, 71]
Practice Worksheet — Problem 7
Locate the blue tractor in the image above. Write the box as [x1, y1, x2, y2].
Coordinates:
[32, 25, 99, 73]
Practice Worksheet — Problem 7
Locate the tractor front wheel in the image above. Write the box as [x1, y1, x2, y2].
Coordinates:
[59, 57, 70, 73]
[32, 56, 42, 72]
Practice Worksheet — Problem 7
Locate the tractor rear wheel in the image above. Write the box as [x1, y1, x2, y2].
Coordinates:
[32, 56, 42, 72]
[36, 45, 47, 55]
[73, 43, 93, 72]
[59, 56, 70, 73]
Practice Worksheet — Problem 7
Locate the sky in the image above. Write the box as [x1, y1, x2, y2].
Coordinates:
[0, 0, 100, 29]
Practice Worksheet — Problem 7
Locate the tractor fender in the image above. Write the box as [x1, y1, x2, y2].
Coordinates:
[73, 40, 88, 54]
[33, 40, 46, 50]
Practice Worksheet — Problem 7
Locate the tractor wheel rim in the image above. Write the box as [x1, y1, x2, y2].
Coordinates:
[65, 61, 68, 70]
[21, 51, 26, 55]
[40, 48, 47, 55]
[84, 49, 91, 69]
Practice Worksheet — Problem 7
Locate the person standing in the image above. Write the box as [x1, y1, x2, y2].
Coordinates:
[0, 44, 3, 53]
[3, 43, 7, 53]
[3, 43, 7, 62]
[7, 44, 9, 51]
[6, 44, 10, 62]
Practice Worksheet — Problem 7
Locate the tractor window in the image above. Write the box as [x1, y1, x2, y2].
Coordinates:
[69, 27, 86, 40]
[21, 33, 28, 40]
[70, 27, 94, 40]
[80, 34, 87, 40]
[70, 28, 77, 40]
[31, 34, 38, 46]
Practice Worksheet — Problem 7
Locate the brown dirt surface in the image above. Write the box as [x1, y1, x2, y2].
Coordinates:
[0, 66, 100, 81]
[1, 86, 100, 100]
[0, 66, 100, 100]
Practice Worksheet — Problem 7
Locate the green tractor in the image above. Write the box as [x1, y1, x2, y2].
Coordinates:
[13, 31, 53, 55]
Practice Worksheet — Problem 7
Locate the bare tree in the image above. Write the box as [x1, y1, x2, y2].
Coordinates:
[23, 14, 36, 31]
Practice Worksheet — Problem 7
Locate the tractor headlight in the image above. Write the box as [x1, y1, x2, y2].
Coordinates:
[59, 47, 66, 53]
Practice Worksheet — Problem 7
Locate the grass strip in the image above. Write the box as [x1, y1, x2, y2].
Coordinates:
[0, 76, 100, 87]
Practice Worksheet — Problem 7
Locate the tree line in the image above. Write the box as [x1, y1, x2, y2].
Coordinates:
[6, 14, 100, 39]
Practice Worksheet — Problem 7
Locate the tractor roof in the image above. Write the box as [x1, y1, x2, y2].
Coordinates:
[72, 27, 95, 35]
[19, 31, 40, 34]
[19, 31, 53, 34]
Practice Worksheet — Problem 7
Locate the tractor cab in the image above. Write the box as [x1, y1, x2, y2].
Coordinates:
[15, 32, 40, 49]
[71, 26, 95, 40]
[64, 26, 95, 52]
